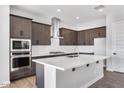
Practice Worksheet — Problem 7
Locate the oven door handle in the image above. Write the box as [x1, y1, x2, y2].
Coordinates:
[11, 55, 31, 58]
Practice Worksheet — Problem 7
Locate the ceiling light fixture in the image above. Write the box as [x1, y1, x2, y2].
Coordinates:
[57, 9, 61, 12]
[76, 16, 79, 20]
[94, 5, 105, 12]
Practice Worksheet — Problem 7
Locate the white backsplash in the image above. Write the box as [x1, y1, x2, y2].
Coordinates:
[32, 45, 94, 57]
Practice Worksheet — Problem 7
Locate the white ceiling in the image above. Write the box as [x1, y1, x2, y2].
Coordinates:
[10, 5, 124, 27]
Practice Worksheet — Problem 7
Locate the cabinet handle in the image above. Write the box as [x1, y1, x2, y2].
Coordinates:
[96, 61, 99, 64]
[113, 53, 117, 55]
[72, 68, 76, 72]
[36, 40, 39, 44]
[98, 32, 100, 36]
[20, 30, 24, 36]
[86, 64, 90, 67]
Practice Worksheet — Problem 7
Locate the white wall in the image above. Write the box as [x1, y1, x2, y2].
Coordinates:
[0, 6, 10, 86]
[106, 14, 113, 71]
[106, 13, 124, 71]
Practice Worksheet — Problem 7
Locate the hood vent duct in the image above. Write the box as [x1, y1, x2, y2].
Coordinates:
[51, 17, 63, 39]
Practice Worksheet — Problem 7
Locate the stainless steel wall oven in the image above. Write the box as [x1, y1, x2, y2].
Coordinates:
[10, 38, 31, 72]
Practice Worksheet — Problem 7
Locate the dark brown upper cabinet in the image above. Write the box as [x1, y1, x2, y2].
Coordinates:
[78, 30, 94, 45]
[32, 22, 51, 45]
[60, 27, 106, 45]
[77, 26, 106, 45]
[77, 31, 85, 45]
[92, 26, 106, 38]
[84, 30, 94, 45]
[10, 15, 32, 39]
[59, 28, 78, 45]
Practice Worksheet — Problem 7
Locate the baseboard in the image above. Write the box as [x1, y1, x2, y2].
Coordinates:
[106, 68, 114, 72]
[0, 81, 10, 87]
[112, 69, 124, 73]
[81, 74, 104, 88]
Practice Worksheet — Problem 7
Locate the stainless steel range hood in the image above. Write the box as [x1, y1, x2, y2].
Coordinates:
[51, 17, 63, 39]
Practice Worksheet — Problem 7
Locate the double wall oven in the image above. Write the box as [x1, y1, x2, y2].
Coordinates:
[10, 38, 31, 72]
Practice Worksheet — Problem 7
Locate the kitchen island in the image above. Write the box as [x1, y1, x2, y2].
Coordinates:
[33, 54, 108, 88]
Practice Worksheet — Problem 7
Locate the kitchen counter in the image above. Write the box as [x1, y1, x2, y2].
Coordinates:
[33, 54, 109, 88]
[33, 54, 107, 71]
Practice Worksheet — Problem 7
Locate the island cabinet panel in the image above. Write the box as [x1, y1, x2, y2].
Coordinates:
[59, 28, 78, 45]
[32, 22, 51, 45]
[10, 15, 32, 39]
[56, 61, 103, 88]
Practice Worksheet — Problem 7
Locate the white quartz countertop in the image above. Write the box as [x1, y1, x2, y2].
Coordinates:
[32, 54, 108, 71]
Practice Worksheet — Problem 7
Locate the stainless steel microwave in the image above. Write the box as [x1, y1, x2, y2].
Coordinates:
[11, 38, 31, 52]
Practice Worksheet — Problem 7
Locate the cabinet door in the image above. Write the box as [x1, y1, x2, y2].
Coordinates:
[32, 22, 51, 45]
[32, 22, 42, 45]
[10, 68, 32, 81]
[31, 62, 36, 75]
[84, 30, 94, 45]
[39, 24, 51, 45]
[69, 31, 77, 45]
[92, 27, 106, 38]
[99, 27, 106, 37]
[10, 15, 32, 39]
[60, 29, 68, 45]
[77, 31, 85, 45]
[44, 25, 51, 45]
[60, 28, 77, 45]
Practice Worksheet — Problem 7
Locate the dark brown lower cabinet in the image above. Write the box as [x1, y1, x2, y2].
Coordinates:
[31, 62, 36, 75]
[10, 62, 36, 81]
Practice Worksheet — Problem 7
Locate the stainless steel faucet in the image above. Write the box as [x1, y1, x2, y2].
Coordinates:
[73, 46, 80, 57]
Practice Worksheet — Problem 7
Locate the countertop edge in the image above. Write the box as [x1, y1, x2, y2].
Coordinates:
[32, 52, 94, 59]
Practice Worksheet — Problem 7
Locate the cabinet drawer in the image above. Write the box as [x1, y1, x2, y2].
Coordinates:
[10, 68, 32, 80]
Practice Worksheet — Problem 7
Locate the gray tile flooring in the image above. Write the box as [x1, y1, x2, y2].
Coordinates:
[89, 71, 124, 88]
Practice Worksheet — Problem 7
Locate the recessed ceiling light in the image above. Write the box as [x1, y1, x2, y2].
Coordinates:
[57, 9, 61, 12]
[94, 5, 105, 12]
[76, 16, 79, 20]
